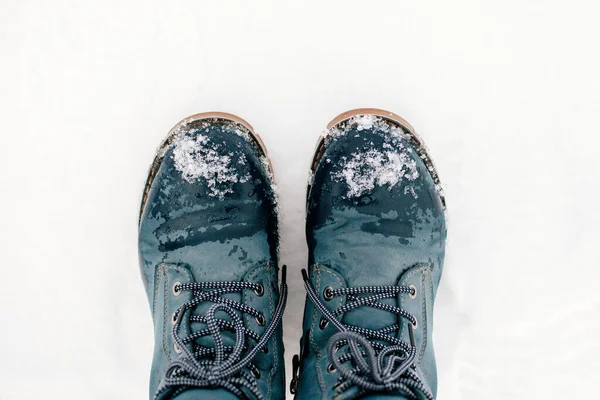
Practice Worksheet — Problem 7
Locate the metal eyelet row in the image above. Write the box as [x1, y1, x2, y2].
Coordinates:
[255, 282, 265, 325]
[320, 286, 334, 330]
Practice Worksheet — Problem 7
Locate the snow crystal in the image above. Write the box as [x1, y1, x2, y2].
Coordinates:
[260, 156, 279, 209]
[404, 185, 419, 199]
[324, 115, 408, 142]
[333, 148, 419, 198]
[223, 123, 251, 141]
[323, 115, 422, 199]
[259, 155, 280, 253]
[307, 169, 315, 186]
[169, 123, 252, 199]
[353, 115, 375, 131]
[435, 183, 445, 198]
[323, 126, 341, 138]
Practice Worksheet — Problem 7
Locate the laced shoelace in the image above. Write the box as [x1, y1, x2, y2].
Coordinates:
[301, 269, 433, 400]
[154, 266, 287, 400]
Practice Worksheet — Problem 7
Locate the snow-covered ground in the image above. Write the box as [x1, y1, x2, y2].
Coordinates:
[1, 1, 599, 398]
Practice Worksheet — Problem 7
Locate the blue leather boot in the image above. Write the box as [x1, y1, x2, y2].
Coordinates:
[292, 109, 446, 400]
[138, 113, 287, 400]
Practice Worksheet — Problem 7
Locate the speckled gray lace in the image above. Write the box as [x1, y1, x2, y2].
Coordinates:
[154, 267, 287, 400]
[302, 269, 433, 400]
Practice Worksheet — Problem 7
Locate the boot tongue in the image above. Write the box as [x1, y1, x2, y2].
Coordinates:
[342, 299, 398, 332]
[171, 388, 240, 400]
[190, 290, 246, 352]
[329, 257, 401, 332]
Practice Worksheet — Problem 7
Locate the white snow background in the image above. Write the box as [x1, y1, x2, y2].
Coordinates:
[1, 1, 599, 398]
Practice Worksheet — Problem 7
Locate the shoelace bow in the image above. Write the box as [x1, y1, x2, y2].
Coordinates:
[302, 269, 433, 400]
[154, 266, 287, 400]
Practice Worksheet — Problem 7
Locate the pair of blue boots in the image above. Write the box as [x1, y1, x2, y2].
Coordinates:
[138, 109, 447, 400]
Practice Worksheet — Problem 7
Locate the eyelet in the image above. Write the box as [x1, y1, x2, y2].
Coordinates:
[411, 318, 418, 329]
[263, 346, 269, 354]
[255, 314, 265, 326]
[408, 284, 417, 300]
[173, 343, 183, 354]
[172, 281, 182, 297]
[327, 363, 336, 373]
[254, 283, 264, 297]
[319, 317, 329, 330]
[251, 369, 261, 379]
[323, 286, 334, 301]
[171, 311, 178, 325]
